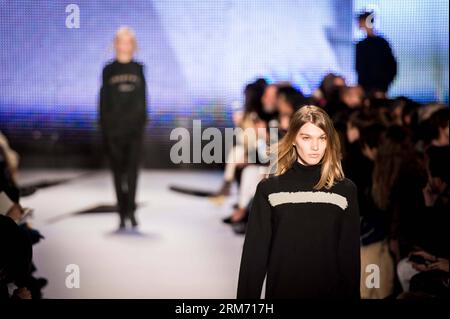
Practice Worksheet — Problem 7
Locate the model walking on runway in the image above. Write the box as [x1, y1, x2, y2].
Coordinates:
[237, 105, 360, 299]
[99, 27, 147, 229]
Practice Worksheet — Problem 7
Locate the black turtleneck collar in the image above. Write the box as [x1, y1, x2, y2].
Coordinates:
[290, 160, 322, 185]
[292, 160, 322, 172]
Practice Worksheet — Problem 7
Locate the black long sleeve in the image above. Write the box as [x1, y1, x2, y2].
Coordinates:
[98, 60, 147, 136]
[237, 180, 272, 299]
[99, 66, 109, 129]
[337, 182, 361, 298]
[237, 161, 361, 299]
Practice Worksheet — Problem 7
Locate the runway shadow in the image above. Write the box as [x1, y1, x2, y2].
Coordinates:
[105, 228, 162, 240]
[45, 202, 144, 224]
[19, 171, 96, 197]
[169, 184, 216, 197]
[76, 204, 120, 214]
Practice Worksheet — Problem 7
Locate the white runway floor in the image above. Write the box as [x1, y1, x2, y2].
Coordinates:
[18, 169, 246, 298]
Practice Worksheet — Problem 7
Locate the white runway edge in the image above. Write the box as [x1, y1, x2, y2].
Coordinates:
[18, 169, 245, 298]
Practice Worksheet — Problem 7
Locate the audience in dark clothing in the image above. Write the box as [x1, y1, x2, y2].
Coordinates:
[0, 215, 32, 299]
[1, 139, 47, 299]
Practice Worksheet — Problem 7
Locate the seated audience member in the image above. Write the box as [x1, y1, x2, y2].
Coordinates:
[0, 215, 33, 299]
[397, 145, 448, 298]
[211, 80, 268, 198]
[0, 131, 20, 183]
[370, 126, 428, 297]
[349, 121, 393, 299]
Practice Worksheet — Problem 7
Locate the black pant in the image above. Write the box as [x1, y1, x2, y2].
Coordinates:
[104, 131, 143, 225]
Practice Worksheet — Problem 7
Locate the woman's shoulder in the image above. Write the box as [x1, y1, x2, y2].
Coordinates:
[257, 170, 295, 193]
[103, 59, 116, 69]
[332, 177, 357, 195]
[257, 174, 282, 193]
[131, 60, 145, 69]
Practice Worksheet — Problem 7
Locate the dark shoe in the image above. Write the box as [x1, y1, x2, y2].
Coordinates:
[130, 215, 138, 228]
[230, 210, 248, 225]
[223, 207, 249, 224]
[230, 211, 249, 224]
[119, 218, 126, 230]
[232, 221, 247, 235]
[222, 216, 233, 224]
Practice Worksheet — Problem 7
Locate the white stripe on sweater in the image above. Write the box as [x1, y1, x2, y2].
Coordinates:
[267, 191, 348, 210]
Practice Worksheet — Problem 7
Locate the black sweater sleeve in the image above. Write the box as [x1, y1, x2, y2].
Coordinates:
[237, 180, 272, 299]
[138, 64, 148, 126]
[98, 65, 109, 129]
[337, 181, 361, 298]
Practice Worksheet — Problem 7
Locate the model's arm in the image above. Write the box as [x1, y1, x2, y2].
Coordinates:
[337, 181, 361, 299]
[237, 180, 272, 299]
[99, 66, 109, 129]
[138, 64, 148, 127]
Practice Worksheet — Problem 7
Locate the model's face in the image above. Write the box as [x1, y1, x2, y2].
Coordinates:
[294, 122, 327, 165]
[115, 35, 135, 58]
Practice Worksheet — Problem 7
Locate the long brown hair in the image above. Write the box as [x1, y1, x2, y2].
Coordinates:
[270, 105, 344, 189]
[371, 125, 421, 210]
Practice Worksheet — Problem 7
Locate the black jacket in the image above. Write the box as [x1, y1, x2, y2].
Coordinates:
[356, 35, 397, 93]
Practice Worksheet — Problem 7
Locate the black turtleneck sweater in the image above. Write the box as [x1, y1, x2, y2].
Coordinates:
[237, 161, 360, 299]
